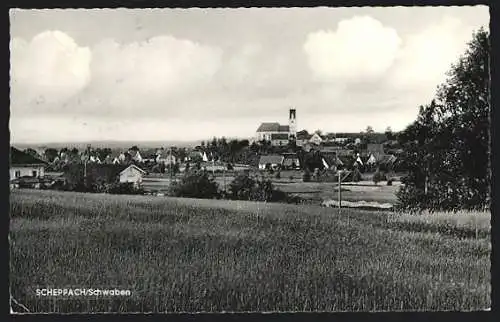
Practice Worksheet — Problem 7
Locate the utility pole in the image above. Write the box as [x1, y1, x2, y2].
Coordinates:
[170, 146, 173, 184]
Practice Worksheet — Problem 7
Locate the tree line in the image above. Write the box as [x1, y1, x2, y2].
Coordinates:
[396, 27, 489, 211]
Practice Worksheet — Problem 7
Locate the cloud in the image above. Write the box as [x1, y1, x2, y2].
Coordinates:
[303, 16, 401, 82]
[10, 30, 92, 108]
[90, 36, 223, 98]
[389, 16, 479, 92]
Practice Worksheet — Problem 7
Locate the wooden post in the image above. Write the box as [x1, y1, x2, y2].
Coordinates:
[338, 170, 342, 214]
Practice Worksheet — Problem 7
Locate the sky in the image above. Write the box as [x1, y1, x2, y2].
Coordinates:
[9, 6, 489, 144]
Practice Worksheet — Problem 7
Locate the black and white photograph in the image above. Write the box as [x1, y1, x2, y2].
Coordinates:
[9, 6, 491, 313]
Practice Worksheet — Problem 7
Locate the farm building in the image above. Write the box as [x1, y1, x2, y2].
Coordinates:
[258, 155, 284, 170]
[256, 109, 297, 144]
[119, 165, 147, 187]
[10, 147, 48, 181]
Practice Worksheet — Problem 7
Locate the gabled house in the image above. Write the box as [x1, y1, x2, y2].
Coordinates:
[10, 147, 48, 187]
[309, 133, 324, 145]
[119, 164, 147, 187]
[367, 143, 385, 160]
[258, 155, 284, 170]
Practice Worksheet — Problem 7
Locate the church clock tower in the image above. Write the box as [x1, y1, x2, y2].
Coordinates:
[288, 108, 297, 140]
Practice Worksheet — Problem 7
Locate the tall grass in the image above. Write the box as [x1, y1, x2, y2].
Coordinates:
[9, 189, 490, 313]
[387, 210, 491, 239]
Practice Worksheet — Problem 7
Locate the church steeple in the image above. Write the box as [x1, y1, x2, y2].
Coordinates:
[289, 108, 297, 140]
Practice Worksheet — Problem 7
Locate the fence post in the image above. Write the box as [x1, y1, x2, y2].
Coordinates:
[338, 170, 342, 215]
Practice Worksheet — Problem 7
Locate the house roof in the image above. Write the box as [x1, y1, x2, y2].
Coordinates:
[120, 164, 146, 175]
[271, 133, 289, 140]
[10, 147, 48, 166]
[259, 155, 284, 164]
[297, 134, 312, 140]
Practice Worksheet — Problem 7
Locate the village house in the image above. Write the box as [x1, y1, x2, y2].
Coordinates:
[258, 155, 284, 170]
[10, 147, 47, 180]
[309, 133, 324, 145]
[10, 147, 49, 189]
[367, 143, 385, 160]
[282, 153, 300, 170]
[119, 164, 147, 187]
[256, 109, 297, 144]
[270, 133, 289, 146]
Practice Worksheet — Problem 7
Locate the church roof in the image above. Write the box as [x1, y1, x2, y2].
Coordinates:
[278, 125, 290, 132]
[257, 123, 289, 132]
[257, 123, 280, 132]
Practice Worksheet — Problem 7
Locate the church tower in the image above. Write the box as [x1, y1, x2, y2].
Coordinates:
[288, 108, 297, 140]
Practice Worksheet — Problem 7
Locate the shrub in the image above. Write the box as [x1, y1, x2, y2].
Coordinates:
[373, 171, 385, 185]
[170, 172, 219, 199]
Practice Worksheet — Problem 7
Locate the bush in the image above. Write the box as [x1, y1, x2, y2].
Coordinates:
[170, 172, 219, 199]
[228, 174, 280, 202]
[373, 171, 385, 185]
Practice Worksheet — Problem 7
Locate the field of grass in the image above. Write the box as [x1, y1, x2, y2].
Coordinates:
[143, 172, 400, 205]
[10, 189, 490, 313]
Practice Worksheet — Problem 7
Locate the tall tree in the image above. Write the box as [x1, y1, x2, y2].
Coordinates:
[397, 27, 490, 211]
[44, 148, 59, 162]
[385, 126, 394, 141]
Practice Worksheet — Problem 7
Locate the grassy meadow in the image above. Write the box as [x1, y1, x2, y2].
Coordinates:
[10, 189, 490, 313]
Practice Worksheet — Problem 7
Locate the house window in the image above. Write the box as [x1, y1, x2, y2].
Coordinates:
[15, 170, 21, 178]
[32, 170, 37, 177]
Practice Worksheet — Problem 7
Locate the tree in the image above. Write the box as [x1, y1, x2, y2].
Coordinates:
[44, 148, 59, 162]
[397, 27, 490, 211]
[170, 172, 219, 199]
[130, 145, 139, 152]
[365, 126, 374, 134]
[24, 148, 39, 157]
[385, 126, 394, 141]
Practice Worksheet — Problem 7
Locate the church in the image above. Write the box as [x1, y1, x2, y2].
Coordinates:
[255, 109, 297, 146]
